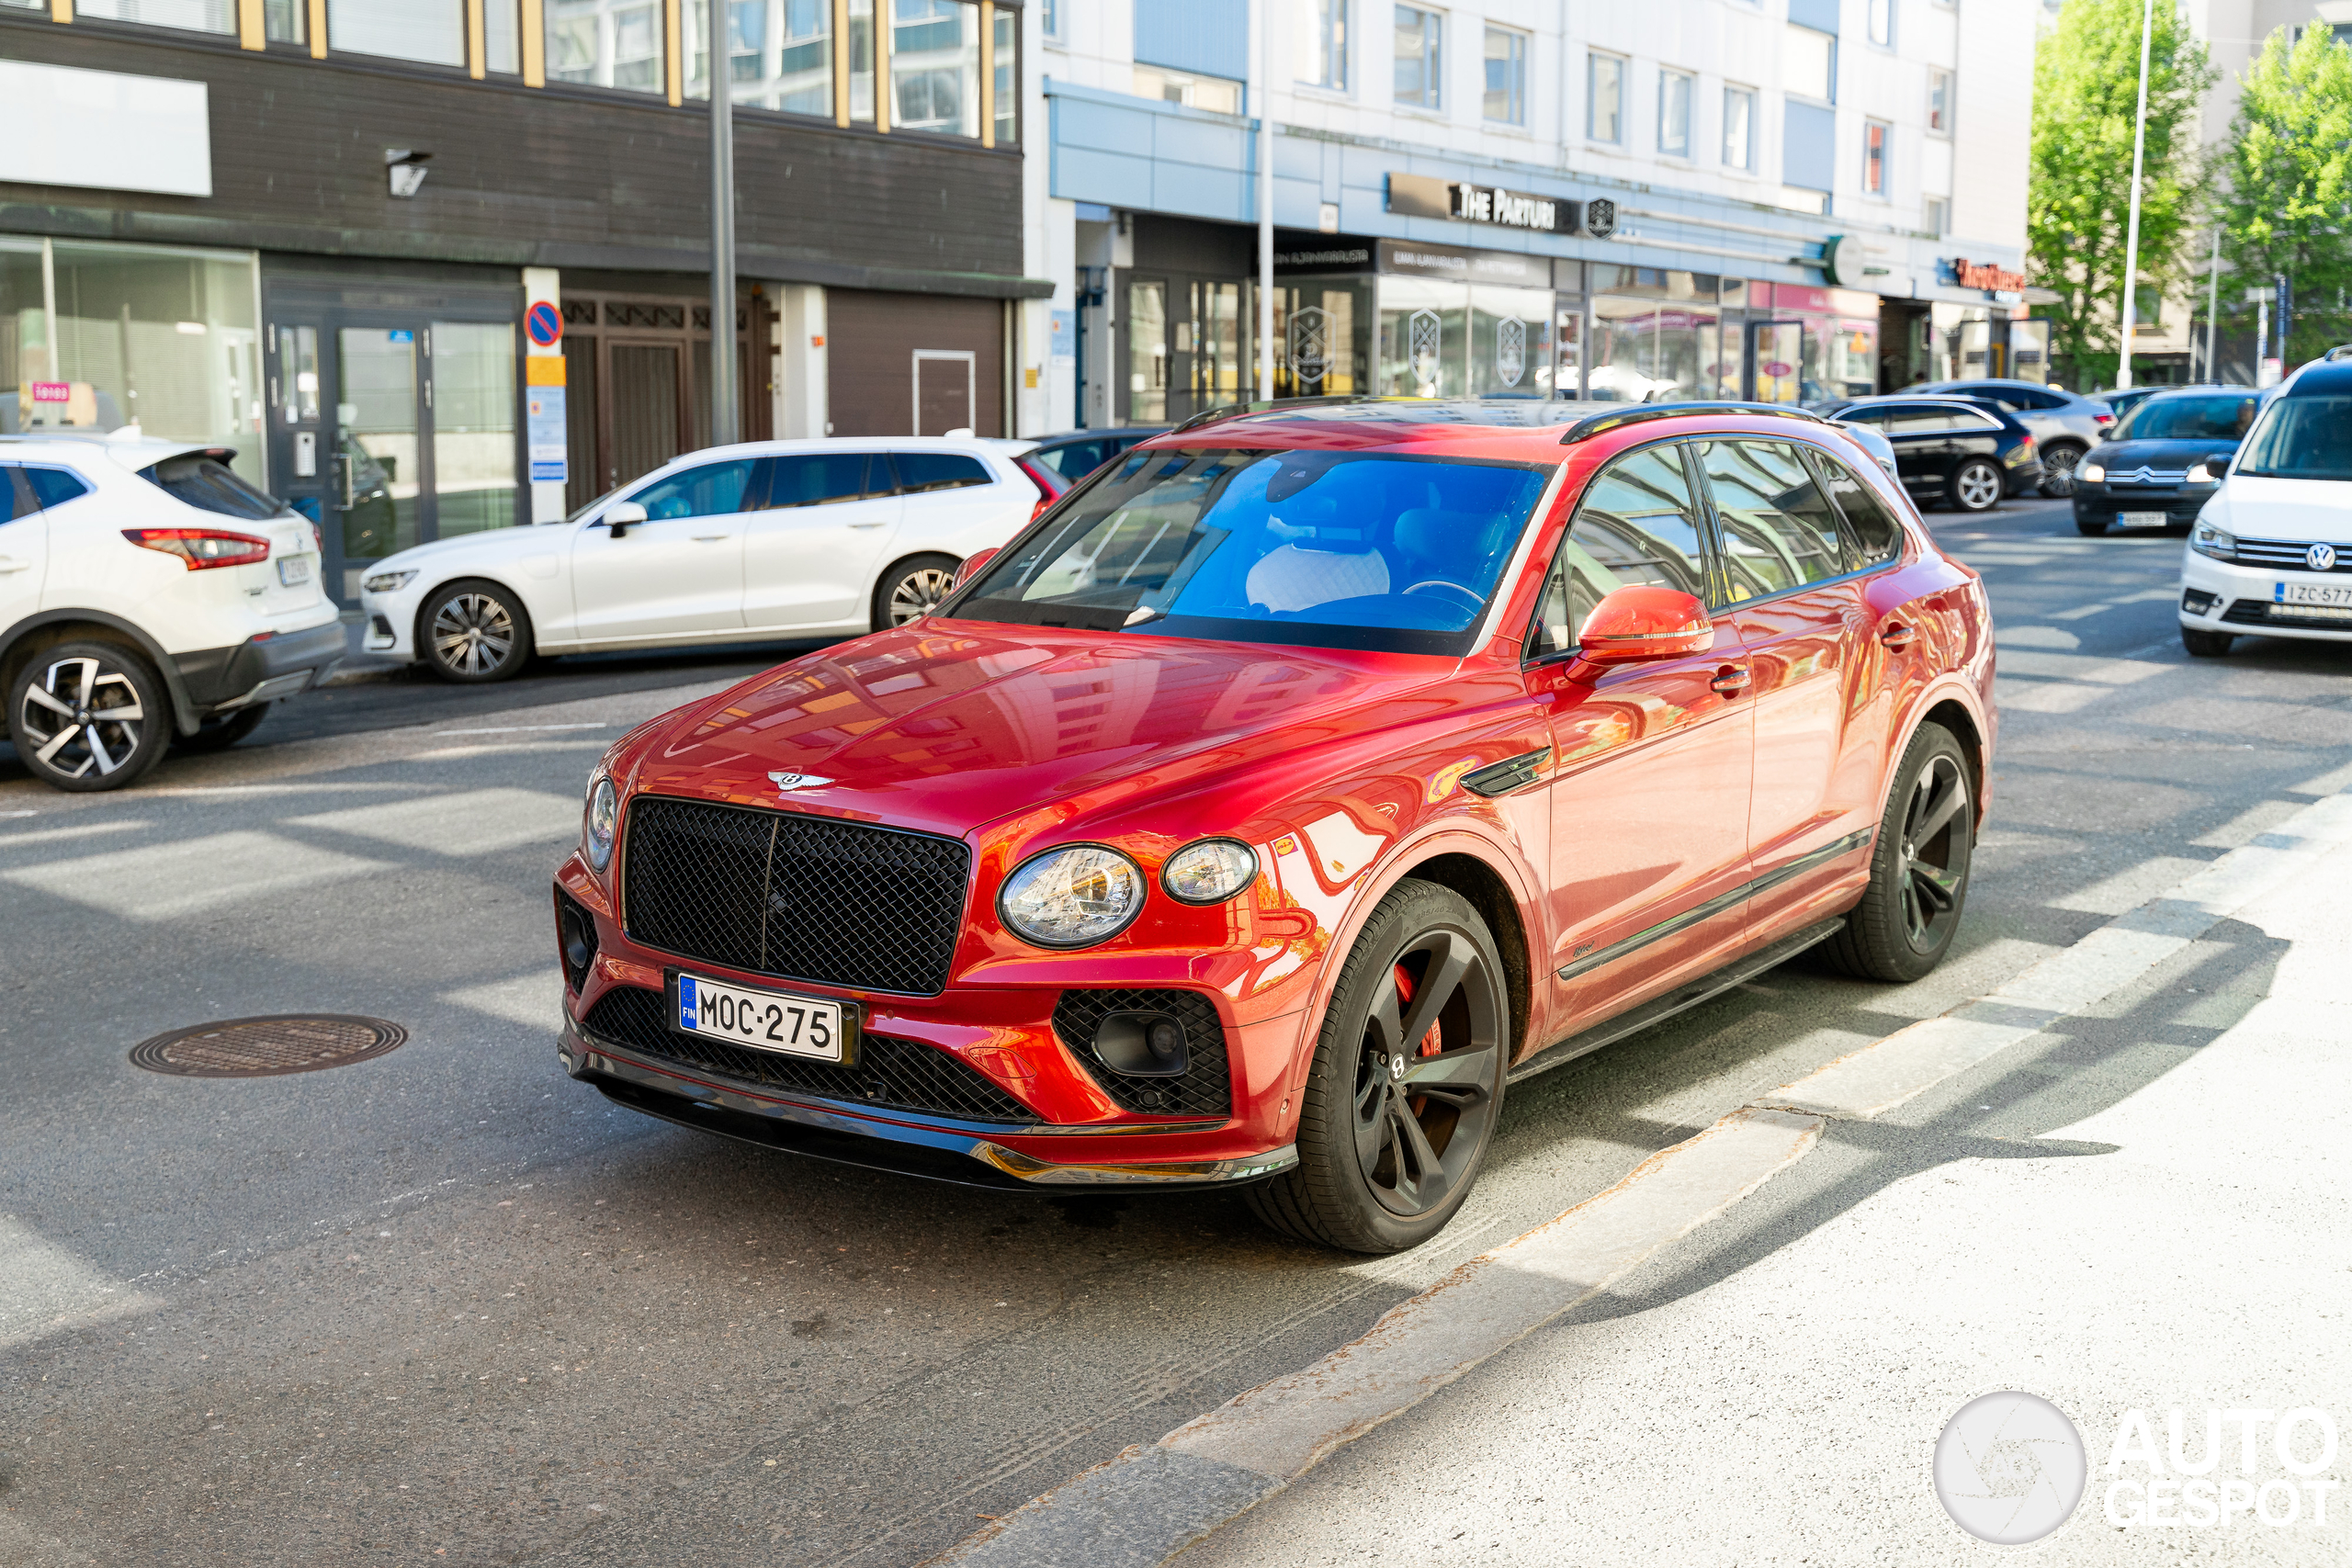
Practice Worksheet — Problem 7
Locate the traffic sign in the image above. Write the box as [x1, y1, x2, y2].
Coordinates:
[526, 301, 563, 347]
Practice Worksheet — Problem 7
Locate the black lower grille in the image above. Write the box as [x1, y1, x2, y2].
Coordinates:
[2222, 600, 2352, 631]
[1052, 989, 1233, 1118]
[622, 795, 970, 996]
[581, 986, 1032, 1124]
[554, 887, 599, 996]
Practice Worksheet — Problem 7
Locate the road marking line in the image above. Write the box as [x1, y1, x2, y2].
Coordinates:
[288, 788, 579, 856]
[2047, 855, 2210, 915]
[0, 820, 146, 850]
[432, 722, 609, 736]
[2, 830, 391, 920]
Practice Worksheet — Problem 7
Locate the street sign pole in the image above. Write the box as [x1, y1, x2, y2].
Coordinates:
[2116, 0, 2155, 390]
[1254, 0, 1272, 402]
[709, 5, 739, 447]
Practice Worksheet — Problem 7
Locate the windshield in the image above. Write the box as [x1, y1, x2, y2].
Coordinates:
[948, 446, 1555, 655]
[2117, 394, 2257, 442]
[2237, 396, 2352, 480]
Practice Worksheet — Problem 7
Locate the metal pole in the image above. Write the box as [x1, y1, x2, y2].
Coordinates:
[709, 2, 739, 446]
[2203, 224, 2221, 383]
[1255, 0, 1273, 402]
[2117, 0, 2155, 390]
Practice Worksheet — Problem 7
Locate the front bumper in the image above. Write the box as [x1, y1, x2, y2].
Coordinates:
[2179, 554, 2352, 641]
[171, 620, 347, 716]
[2075, 486, 2214, 527]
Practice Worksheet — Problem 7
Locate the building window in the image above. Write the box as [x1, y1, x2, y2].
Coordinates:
[1484, 25, 1527, 124]
[1041, 0, 1059, 39]
[1134, 63, 1242, 115]
[1928, 68, 1952, 134]
[1924, 195, 1949, 235]
[1784, 24, 1834, 103]
[1395, 5, 1442, 110]
[1723, 84, 1755, 168]
[891, 0, 983, 137]
[1863, 119, 1889, 195]
[1658, 69, 1692, 156]
[1300, 0, 1348, 90]
[848, 0, 876, 119]
[1868, 0, 1893, 46]
[264, 0, 305, 42]
[684, 0, 837, 115]
[323, 1, 469, 68]
[548, 0, 667, 93]
[992, 2, 1016, 142]
[74, 0, 234, 33]
[1589, 52, 1623, 143]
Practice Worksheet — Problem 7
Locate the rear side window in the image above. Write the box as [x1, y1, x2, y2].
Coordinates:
[1834, 407, 1889, 427]
[140, 456, 278, 520]
[1886, 407, 1953, 434]
[768, 452, 883, 506]
[1528, 443, 1712, 657]
[1038, 439, 1109, 478]
[893, 452, 993, 493]
[1697, 439, 1846, 598]
[1810, 454, 1904, 567]
[0, 465, 31, 523]
[26, 466, 91, 510]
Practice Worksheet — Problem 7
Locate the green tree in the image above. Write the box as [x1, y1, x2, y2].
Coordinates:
[2219, 24, 2352, 365]
[2027, 0, 2214, 387]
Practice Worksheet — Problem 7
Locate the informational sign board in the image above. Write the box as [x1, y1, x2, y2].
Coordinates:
[525, 355, 567, 485]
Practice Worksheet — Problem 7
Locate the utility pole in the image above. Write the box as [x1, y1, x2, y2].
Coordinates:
[2117, 0, 2155, 390]
[1255, 0, 1274, 402]
[708, 3, 739, 446]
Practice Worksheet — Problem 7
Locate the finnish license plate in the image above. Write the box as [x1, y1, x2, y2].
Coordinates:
[277, 555, 311, 586]
[2117, 511, 2170, 528]
[673, 972, 856, 1065]
[2280, 581, 2352, 608]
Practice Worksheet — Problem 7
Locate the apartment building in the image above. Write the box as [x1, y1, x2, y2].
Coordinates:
[1020, 0, 2039, 430]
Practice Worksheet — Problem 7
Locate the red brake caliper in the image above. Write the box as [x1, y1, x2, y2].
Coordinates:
[1393, 963, 1443, 1117]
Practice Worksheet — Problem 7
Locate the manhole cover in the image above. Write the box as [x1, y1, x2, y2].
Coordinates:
[129, 1015, 408, 1078]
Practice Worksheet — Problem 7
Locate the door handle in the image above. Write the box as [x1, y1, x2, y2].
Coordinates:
[848, 521, 888, 529]
[0, 557, 26, 573]
[691, 534, 731, 542]
[1880, 623, 1918, 651]
[1710, 663, 1751, 694]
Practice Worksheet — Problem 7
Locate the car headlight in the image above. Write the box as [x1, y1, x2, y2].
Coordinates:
[1161, 838, 1259, 905]
[362, 569, 417, 593]
[2187, 462, 2216, 484]
[2080, 463, 2106, 483]
[2190, 523, 2238, 561]
[999, 844, 1145, 948]
[583, 774, 618, 871]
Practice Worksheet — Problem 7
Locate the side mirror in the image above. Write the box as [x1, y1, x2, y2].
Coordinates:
[1575, 585, 1714, 665]
[951, 546, 1000, 589]
[604, 500, 647, 538]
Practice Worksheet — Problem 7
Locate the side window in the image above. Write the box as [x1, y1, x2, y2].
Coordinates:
[767, 452, 880, 507]
[625, 458, 759, 521]
[1696, 438, 1847, 599]
[1040, 440, 1106, 479]
[1527, 442, 1713, 658]
[1835, 406, 1889, 426]
[24, 466, 93, 511]
[892, 452, 993, 493]
[1887, 407, 1953, 434]
[1810, 453, 1904, 567]
[0, 465, 28, 523]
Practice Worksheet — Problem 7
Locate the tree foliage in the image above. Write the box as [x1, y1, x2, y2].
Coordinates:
[2027, 0, 2213, 387]
[2218, 25, 2352, 365]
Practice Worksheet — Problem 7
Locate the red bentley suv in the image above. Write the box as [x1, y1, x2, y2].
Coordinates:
[553, 401, 1995, 1253]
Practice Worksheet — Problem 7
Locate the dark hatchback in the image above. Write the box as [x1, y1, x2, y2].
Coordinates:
[2073, 388, 2258, 536]
[1023, 428, 1168, 488]
[1814, 396, 2043, 513]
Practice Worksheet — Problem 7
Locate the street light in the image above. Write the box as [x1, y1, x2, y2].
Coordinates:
[709, 2, 739, 446]
[1255, 0, 1273, 401]
[2116, 0, 2155, 390]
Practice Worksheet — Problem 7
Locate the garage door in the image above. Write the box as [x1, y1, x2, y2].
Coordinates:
[828, 290, 1004, 437]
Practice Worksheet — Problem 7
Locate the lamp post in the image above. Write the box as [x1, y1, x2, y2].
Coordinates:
[2116, 0, 2155, 390]
[1255, 0, 1273, 402]
[709, 2, 739, 446]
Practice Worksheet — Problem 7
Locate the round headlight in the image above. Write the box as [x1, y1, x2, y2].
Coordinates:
[999, 844, 1145, 948]
[1161, 838, 1259, 905]
[584, 775, 618, 870]
[2080, 463, 2106, 483]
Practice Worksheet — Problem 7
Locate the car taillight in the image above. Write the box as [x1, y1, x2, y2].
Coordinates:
[310, 522, 323, 553]
[1030, 496, 1053, 521]
[2094, 411, 2116, 425]
[122, 527, 273, 570]
[2019, 435, 2038, 455]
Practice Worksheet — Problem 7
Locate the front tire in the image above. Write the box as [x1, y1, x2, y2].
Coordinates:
[1818, 724, 1975, 984]
[2182, 626, 2234, 658]
[1950, 459, 2005, 513]
[1248, 879, 1510, 1254]
[871, 553, 962, 632]
[6, 640, 171, 793]
[419, 578, 533, 683]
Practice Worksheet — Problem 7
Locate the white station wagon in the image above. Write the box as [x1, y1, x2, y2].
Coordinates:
[358, 436, 1045, 682]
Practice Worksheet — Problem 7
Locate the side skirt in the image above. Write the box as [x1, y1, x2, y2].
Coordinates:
[1507, 917, 1847, 1086]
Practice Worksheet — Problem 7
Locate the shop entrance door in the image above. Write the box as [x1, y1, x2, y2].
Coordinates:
[1747, 321, 1805, 404]
[266, 299, 520, 605]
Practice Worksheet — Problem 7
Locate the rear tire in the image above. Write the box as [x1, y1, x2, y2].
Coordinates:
[418, 578, 533, 683]
[871, 552, 962, 633]
[6, 639, 172, 793]
[2181, 626, 2234, 658]
[176, 704, 269, 753]
[1818, 724, 1974, 984]
[1248, 879, 1509, 1254]
[2039, 444, 2086, 498]
[1950, 459, 2005, 513]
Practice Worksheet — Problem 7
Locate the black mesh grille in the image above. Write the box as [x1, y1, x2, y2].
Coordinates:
[1051, 989, 1234, 1118]
[580, 986, 1033, 1124]
[622, 795, 971, 996]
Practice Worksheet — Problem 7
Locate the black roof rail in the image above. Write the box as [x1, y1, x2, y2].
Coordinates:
[1557, 400, 1826, 446]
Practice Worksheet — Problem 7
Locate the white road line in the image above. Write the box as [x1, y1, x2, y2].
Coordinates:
[433, 722, 609, 737]
[0, 820, 147, 851]
[288, 788, 580, 856]
[2, 830, 391, 920]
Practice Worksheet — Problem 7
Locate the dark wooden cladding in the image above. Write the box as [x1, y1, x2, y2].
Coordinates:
[826, 290, 1004, 439]
[0, 18, 1039, 299]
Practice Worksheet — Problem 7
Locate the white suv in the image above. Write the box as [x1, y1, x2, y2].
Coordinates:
[1, 434, 341, 792]
[2178, 355, 2352, 657]
[358, 437, 1046, 682]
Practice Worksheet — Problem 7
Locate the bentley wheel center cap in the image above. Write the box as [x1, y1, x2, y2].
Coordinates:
[1390, 1054, 1407, 1081]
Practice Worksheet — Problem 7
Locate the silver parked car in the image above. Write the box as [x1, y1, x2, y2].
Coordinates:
[1906, 378, 2117, 497]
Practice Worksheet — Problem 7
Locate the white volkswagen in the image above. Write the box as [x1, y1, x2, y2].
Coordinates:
[358, 437, 1046, 682]
[2179, 355, 2352, 657]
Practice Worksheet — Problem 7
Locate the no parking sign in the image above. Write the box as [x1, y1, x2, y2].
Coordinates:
[526, 300, 563, 348]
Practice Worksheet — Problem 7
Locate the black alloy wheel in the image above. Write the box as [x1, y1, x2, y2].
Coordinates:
[2039, 444, 2085, 498]
[872, 552, 963, 632]
[2181, 626, 2234, 658]
[6, 640, 171, 793]
[176, 704, 270, 754]
[1950, 458, 2006, 513]
[1250, 879, 1510, 1254]
[1819, 724, 1975, 984]
[420, 578, 532, 683]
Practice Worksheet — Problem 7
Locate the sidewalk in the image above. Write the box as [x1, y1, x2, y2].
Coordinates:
[1166, 825, 2352, 1562]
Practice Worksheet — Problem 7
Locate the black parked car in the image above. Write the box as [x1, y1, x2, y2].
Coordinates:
[1905, 378, 2113, 497]
[1022, 428, 1168, 486]
[1815, 396, 2044, 513]
[2073, 388, 2259, 536]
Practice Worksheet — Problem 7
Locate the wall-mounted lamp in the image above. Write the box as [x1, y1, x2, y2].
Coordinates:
[386, 149, 432, 199]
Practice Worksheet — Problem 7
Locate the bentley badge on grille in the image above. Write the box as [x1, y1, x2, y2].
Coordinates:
[768, 772, 835, 794]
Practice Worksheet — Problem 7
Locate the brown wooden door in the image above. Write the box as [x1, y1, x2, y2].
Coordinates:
[610, 343, 684, 490]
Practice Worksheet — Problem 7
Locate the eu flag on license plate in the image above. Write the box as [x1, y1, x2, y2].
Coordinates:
[677, 976, 699, 1029]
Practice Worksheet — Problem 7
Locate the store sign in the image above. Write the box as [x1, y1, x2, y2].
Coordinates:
[1386, 172, 1611, 239]
[1375, 239, 1551, 288]
[1272, 243, 1374, 274]
[1941, 256, 2028, 294]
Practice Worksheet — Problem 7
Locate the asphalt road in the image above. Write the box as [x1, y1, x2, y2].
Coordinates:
[5, 497, 2348, 1567]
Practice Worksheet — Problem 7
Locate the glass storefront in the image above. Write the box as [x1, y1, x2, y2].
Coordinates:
[1, 236, 264, 482]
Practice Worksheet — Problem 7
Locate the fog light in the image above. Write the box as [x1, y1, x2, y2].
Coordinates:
[2181, 589, 2220, 616]
[1091, 1010, 1190, 1077]
[555, 890, 599, 994]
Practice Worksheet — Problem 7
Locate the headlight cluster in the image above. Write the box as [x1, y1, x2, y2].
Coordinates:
[583, 775, 618, 870]
[998, 837, 1260, 949]
[2190, 523, 2238, 561]
[2187, 462, 2217, 484]
[362, 569, 417, 593]
[2080, 462, 2106, 483]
